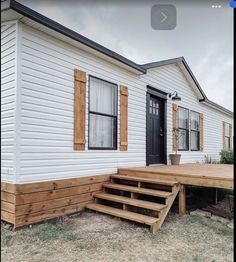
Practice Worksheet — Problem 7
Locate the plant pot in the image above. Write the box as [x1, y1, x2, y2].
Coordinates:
[169, 154, 181, 165]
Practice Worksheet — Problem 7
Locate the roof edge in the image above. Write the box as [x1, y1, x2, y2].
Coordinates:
[199, 99, 233, 117]
[1, 0, 10, 12]
[8, 0, 146, 74]
[141, 57, 233, 116]
[141, 57, 184, 69]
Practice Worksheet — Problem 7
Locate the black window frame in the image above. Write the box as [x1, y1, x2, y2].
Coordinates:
[88, 75, 118, 150]
[178, 106, 189, 151]
[190, 110, 200, 151]
[224, 122, 231, 149]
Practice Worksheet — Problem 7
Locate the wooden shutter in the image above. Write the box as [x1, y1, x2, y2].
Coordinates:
[120, 85, 128, 151]
[74, 69, 86, 150]
[200, 113, 204, 152]
[172, 103, 178, 151]
[229, 124, 233, 149]
[222, 122, 226, 149]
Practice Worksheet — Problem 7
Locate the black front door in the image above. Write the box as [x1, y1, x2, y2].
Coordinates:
[146, 94, 165, 165]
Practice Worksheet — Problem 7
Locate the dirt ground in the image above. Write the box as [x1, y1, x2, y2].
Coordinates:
[1, 211, 233, 262]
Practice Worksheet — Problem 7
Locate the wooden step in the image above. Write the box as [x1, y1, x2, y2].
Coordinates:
[94, 192, 166, 212]
[110, 175, 178, 186]
[103, 183, 173, 198]
[86, 203, 159, 226]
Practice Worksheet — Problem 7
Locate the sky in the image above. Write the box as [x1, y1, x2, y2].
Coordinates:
[20, 0, 234, 111]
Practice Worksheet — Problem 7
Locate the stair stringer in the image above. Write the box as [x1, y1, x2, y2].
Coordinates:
[151, 184, 180, 233]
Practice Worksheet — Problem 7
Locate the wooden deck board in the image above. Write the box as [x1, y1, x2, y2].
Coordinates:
[119, 164, 233, 189]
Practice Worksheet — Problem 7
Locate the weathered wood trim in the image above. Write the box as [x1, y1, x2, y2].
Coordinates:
[229, 124, 233, 149]
[1, 201, 15, 213]
[172, 103, 178, 151]
[1, 210, 15, 224]
[1, 182, 16, 194]
[15, 203, 86, 227]
[15, 183, 104, 205]
[74, 69, 86, 150]
[1, 191, 16, 204]
[1, 174, 110, 228]
[120, 85, 128, 151]
[14, 174, 110, 194]
[200, 113, 204, 152]
[222, 122, 226, 149]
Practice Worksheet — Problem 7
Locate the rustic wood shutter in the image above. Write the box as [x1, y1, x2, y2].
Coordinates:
[120, 85, 128, 151]
[222, 122, 226, 149]
[172, 103, 178, 151]
[74, 69, 86, 150]
[200, 113, 204, 152]
[229, 124, 233, 149]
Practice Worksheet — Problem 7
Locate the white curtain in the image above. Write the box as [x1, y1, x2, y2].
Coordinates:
[190, 132, 198, 150]
[178, 129, 187, 150]
[90, 78, 115, 115]
[89, 114, 114, 148]
[89, 77, 116, 148]
[191, 112, 199, 131]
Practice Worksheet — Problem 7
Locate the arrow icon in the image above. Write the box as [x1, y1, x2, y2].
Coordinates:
[161, 12, 167, 23]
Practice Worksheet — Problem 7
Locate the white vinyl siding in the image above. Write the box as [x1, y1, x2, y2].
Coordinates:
[1, 22, 17, 183]
[18, 23, 146, 183]
[1, 20, 233, 184]
[142, 65, 233, 163]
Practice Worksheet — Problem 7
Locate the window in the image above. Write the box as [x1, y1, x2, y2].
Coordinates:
[149, 98, 159, 116]
[224, 123, 231, 149]
[178, 107, 189, 150]
[89, 76, 117, 149]
[190, 111, 200, 151]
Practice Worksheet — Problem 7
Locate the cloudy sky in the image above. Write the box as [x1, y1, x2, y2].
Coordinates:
[20, 0, 233, 111]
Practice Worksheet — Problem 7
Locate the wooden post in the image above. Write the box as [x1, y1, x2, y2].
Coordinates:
[179, 185, 186, 215]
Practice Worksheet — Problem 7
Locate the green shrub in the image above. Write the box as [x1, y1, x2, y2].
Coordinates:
[220, 149, 234, 164]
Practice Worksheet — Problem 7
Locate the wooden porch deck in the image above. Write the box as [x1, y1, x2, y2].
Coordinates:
[118, 164, 233, 216]
[119, 164, 233, 190]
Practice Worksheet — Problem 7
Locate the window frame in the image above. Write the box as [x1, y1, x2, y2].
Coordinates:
[190, 110, 200, 151]
[224, 122, 231, 150]
[88, 75, 118, 150]
[178, 106, 189, 151]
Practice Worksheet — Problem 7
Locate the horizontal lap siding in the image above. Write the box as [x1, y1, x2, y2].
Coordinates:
[1, 22, 17, 183]
[12, 176, 108, 227]
[19, 24, 146, 183]
[142, 65, 233, 163]
[1, 175, 110, 227]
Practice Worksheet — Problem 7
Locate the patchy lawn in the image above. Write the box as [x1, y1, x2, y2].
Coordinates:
[1, 212, 233, 262]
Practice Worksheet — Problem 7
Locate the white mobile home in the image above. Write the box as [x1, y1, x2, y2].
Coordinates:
[1, 1, 233, 228]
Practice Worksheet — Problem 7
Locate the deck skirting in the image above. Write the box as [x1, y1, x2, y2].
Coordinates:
[1, 174, 110, 228]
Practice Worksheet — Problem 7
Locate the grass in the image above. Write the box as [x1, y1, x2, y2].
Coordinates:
[1, 223, 80, 246]
[188, 215, 232, 236]
[1, 212, 234, 262]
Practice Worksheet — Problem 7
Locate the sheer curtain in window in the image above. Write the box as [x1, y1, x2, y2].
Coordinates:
[89, 77, 116, 148]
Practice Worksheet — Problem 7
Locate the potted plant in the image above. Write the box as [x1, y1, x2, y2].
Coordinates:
[169, 127, 182, 165]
